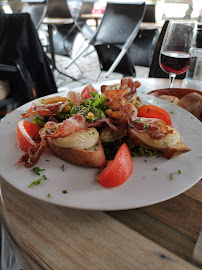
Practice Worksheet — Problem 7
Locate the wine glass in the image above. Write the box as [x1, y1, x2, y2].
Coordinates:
[159, 20, 197, 88]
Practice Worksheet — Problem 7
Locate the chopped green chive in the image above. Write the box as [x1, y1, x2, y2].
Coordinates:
[170, 111, 174, 114]
[143, 123, 148, 131]
[43, 175, 47, 180]
[61, 165, 65, 171]
[32, 167, 45, 175]
[144, 160, 147, 162]
[178, 169, 182, 174]
[48, 193, 51, 198]
[154, 167, 158, 171]
[147, 108, 150, 113]
[170, 173, 174, 180]
[45, 159, 50, 162]
[62, 190, 68, 194]
[29, 179, 42, 188]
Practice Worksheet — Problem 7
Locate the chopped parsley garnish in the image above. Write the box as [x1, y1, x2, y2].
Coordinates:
[29, 179, 42, 188]
[33, 167, 45, 175]
[43, 175, 47, 180]
[48, 193, 51, 198]
[170, 111, 174, 114]
[133, 119, 141, 122]
[61, 165, 65, 171]
[154, 167, 158, 171]
[178, 169, 182, 174]
[143, 122, 148, 131]
[170, 173, 174, 180]
[33, 116, 44, 127]
[62, 190, 68, 194]
[147, 108, 150, 113]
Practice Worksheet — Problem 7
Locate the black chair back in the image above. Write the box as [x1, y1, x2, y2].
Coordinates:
[47, 0, 72, 18]
[143, 4, 155, 23]
[90, 2, 146, 77]
[21, 1, 47, 29]
[8, 0, 47, 29]
[79, 0, 95, 15]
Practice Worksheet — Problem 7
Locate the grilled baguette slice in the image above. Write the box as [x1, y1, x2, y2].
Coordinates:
[128, 127, 191, 159]
[47, 128, 106, 168]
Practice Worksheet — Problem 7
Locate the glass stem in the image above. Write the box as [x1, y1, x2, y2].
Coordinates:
[169, 74, 176, 88]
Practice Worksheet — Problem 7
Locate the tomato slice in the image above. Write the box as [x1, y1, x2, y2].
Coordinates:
[97, 143, 133, 188]
[137, 105, 172, 126]
[16, 120, 40, 152]
[81, 84, 98, 100]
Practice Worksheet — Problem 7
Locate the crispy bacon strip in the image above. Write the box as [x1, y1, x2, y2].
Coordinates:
[21, 102, 66, 118]
[131, 118, 172, 139]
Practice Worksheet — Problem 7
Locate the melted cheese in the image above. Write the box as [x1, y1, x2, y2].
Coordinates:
[49, 128, 99, 150]
[131, 125, 180, 149]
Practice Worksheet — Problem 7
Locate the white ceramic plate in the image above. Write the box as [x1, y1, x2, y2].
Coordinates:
[0, 89, 202, 211]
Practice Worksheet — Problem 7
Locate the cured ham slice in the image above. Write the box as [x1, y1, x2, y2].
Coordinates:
[67, 91, 83, 106]
[18, 136, 47, 167]
[21, 102, 65, 118]
[41, 114, 87, 138]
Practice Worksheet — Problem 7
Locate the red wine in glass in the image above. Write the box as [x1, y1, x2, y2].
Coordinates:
[160, 51, 191, 75]
[159, 20, 197, 88]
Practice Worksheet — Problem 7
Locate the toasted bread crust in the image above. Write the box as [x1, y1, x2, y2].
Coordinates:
[128, 128, 191, 159]
[47, 138, 107, 168]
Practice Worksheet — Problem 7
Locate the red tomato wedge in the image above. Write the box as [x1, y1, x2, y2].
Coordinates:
[81, 84, 98, 100]
[16, 120, 40, 152]
[97, 143, 133, 188]
[137, 105, 172, 126]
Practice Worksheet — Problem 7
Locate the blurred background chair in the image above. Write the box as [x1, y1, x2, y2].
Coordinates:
[0, 8, 57, 118]
[149, 20, 186, 79]
[45, 0, 78, 58]
[66, 1, 146, 80]
[129, 3, 159, 69]
[8, 0, 47, 29]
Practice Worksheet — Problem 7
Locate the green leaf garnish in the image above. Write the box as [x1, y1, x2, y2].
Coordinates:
[62, 190, 68, 194]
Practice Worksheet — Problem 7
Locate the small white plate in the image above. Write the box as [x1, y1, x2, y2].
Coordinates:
[0, 90, 201, 211]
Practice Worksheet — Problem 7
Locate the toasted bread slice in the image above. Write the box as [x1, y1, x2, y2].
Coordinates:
[176, 92, 202, 120]
[128, 128, 191, 159]
[47, 138, 107, 168]
[158, 95, 180, 104]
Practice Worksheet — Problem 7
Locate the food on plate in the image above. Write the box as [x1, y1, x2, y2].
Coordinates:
[97, 143, 133, 187]
[176, 92, 202, 121]
[47, 128, 106, 168]
[137, 105, 172, 126]
[16, 120, 40, 152]
[158, 95, 179, 104]
[128, 118, 190, 159]
[16, 77, 191, 187]
[148, 88, 202, 121]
